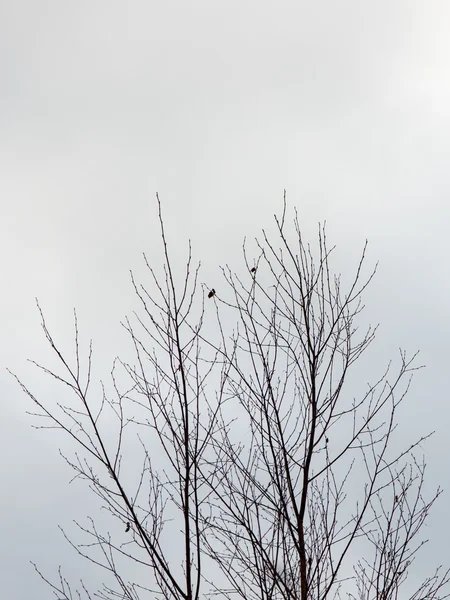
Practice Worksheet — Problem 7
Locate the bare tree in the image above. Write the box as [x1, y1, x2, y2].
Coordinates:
[12, 195, 449, 600]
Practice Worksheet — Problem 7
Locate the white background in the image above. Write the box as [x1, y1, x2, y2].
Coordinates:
[1, 1, 449, 597]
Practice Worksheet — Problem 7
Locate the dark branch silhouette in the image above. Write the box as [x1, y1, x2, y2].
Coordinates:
[12, 194, 449, 600]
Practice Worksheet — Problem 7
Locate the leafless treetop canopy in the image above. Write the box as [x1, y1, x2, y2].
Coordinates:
[12, 196, 449, 600]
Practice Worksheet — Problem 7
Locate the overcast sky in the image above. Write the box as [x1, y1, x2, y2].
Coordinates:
[2, 1, 450, 598]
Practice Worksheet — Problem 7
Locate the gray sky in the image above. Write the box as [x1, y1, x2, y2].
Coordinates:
[2, 1, 450, 598]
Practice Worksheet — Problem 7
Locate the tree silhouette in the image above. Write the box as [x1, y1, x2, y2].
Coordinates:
[12, 195, 449, 600]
